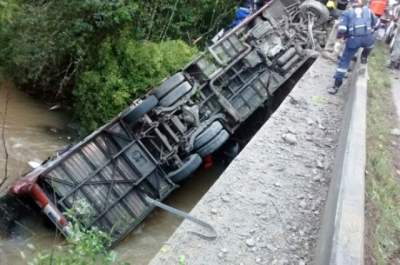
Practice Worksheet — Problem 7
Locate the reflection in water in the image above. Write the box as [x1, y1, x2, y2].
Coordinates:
[0, 81, 224, 265]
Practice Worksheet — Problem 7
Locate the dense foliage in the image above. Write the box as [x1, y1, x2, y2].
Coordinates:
[75, 38, 197, 130]
[0, 0, 235, 132]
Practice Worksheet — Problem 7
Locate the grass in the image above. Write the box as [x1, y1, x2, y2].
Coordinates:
[365, 43, 400, 264]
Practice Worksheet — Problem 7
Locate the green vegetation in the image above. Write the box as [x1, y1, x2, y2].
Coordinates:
[75, 38, 197, 131]
[366, 43, 400, 264]
[30, 202, 128, 265]
[0, 0, 235, 132]
[30, 226, 122, 265]
[0, 1, 18, 22]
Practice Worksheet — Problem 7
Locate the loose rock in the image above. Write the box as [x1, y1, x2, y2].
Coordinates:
[316, 160, 324, 169]
[306, 118, 314, 125]
[282, 133, 298, 145]
[245, 238, 256, 247]
[221, 248, 228, 254]
[313, 176, 322, 182]
[221, 196, 230, 203]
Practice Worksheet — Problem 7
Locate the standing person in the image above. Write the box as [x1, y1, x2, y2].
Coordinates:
[328, 0, 378, 95]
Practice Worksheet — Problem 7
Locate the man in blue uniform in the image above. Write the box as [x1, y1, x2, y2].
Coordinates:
[328, 0, 378, 94]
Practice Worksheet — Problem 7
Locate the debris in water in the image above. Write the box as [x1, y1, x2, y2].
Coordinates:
[28, 161, 42, 169]
[27, 243, 36, 251]
[49, 104, 61, 111]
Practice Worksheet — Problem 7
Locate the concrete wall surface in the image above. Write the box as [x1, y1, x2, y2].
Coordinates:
[315, 62, 368, 265]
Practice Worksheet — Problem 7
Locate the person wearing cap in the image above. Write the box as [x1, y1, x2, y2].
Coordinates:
[328, 0, 378, 94]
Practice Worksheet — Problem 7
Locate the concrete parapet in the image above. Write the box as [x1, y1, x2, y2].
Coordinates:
[315, 61, 367, 265]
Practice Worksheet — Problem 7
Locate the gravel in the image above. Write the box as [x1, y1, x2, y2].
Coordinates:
[149, 57, 345, 265]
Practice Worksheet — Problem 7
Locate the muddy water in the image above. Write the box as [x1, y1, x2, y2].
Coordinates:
[0, 81, 223, 265]
[0, 81, 71, 264]
[0, 81, 71, 189]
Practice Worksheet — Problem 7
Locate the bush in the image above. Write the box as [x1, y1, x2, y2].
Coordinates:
[30, 201, 128, 265]
[74, 38, 197, 132]
[0, 0, 137, 96]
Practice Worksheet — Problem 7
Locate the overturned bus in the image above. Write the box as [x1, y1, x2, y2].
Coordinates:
[8, 0, 331, 245]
